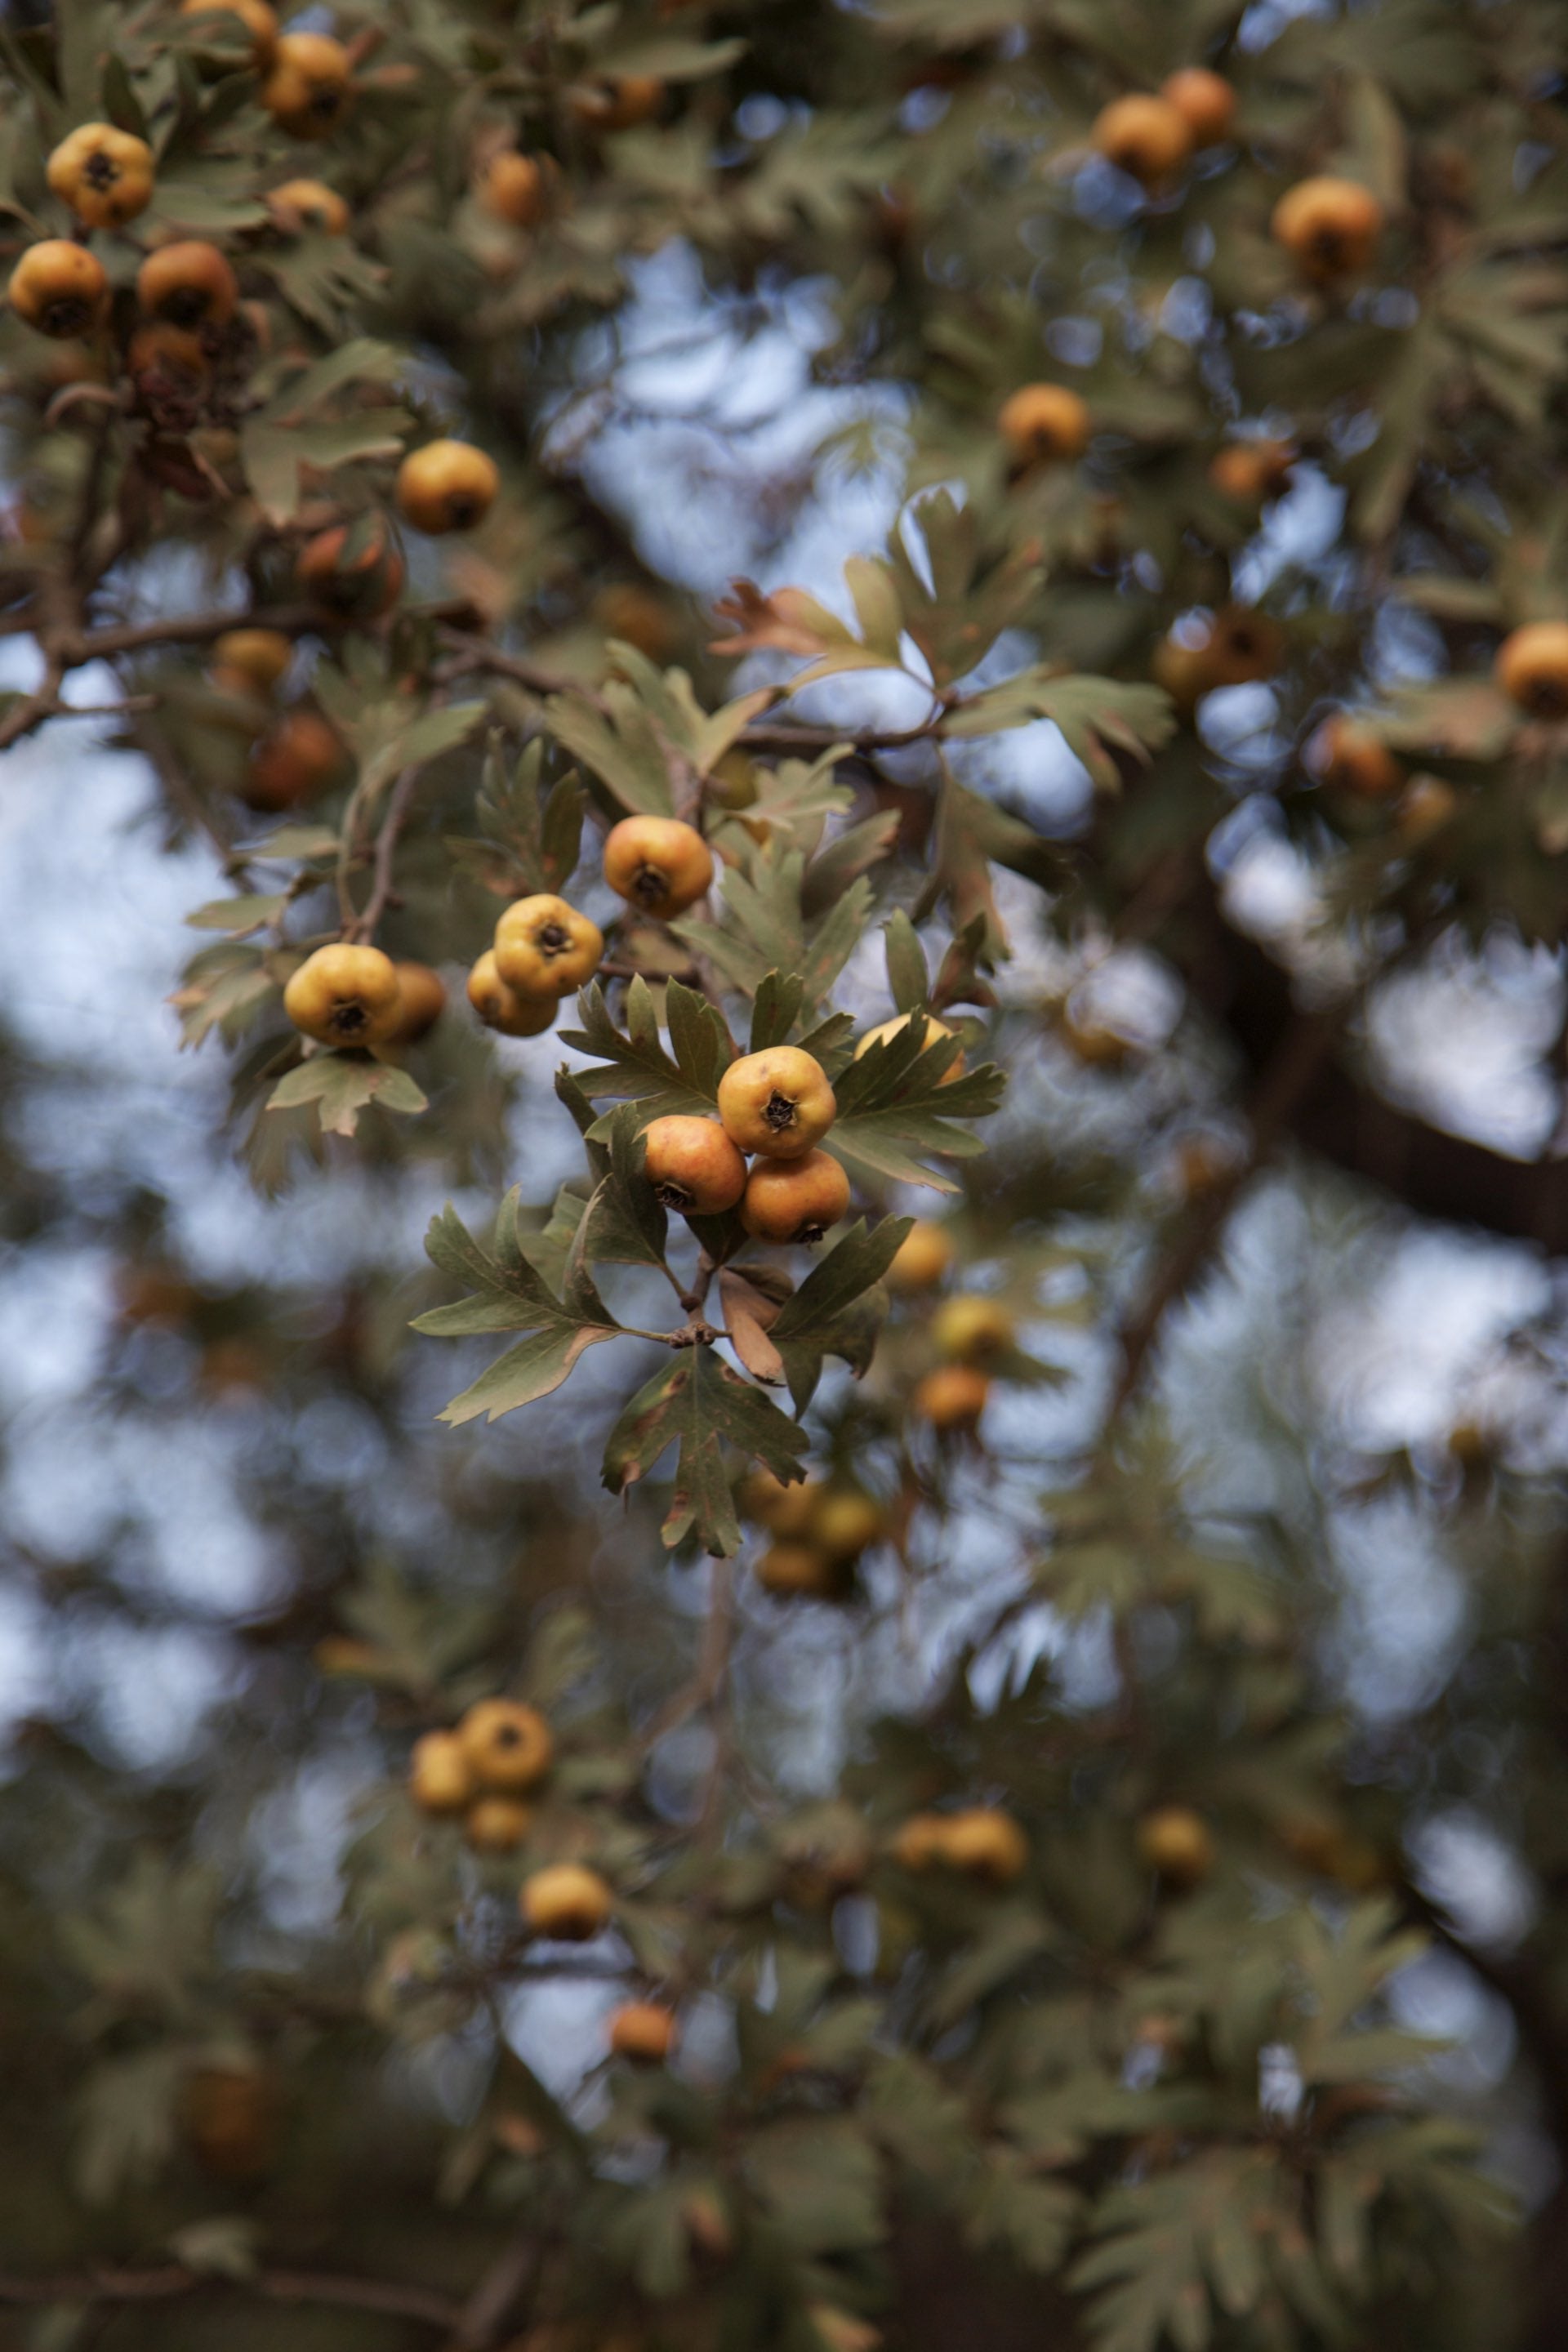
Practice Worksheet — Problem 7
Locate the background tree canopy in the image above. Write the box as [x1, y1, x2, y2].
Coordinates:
[3, 0, 1568, 2347]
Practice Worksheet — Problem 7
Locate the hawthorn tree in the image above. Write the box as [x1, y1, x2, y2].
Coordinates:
[2, 0, 1568, 2347]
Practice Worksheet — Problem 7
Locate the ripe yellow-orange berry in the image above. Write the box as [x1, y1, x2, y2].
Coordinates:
[603, 814, 715, 918]
[1092, 93, 1193, 186]
[998, 382, 1091, 467]
[212, 628, 292, 693]
[466, 1796, 532, 1854]
[1137, 1805, 1216, 1886]
[1208, 439, 1295, 505]
[137, 240, 238, 330]
[243, 709, 343, 811]
[458, 1698, 554, 1793]
[596, 581, 678, 658]
[642, 1115, 747, 1215]
[520, 1862, 612, 1940]
[408, 1729, 473, 1815]
[940, 1806, 1029, 1883]
[1495, 621, 1568, 719]
[263, 31, 352, 136]
[891, 1813, 949, 1871]
[386, 960, 447, 1045]
[466, 951, 557, 1037]
[755, 1539, 844, 1599]
[127, 322, 210, 394]
[478, 151, 553, 226]
[742, 1149, 850, 1245]
[297, 519, 405, 618]
[1311, 715, 1403, 800]
[855, 1011, 964, 1083]
[180, 0, 278, 63]
[886, 1219, 953, 1292]
[1272, 176, 1384, 279]
[396, 439, 501, 535]
[911, 1364, 990, 1432]
[740, 1468, 817, 1538]
[932, 1294, 1013, 1365]
[47, 123, 154, 229]
[283, 942, 403, 1046]
[568, 74, 665, 131]
[1160, 67, 1235, 147]
[493, 893, 604, 998]
[717, 1047, 836, 1161]
[267, 178, 349, 234]
[1396, 776, 1458, 843]
[810, 1487, 883, 1560]
[7, 241, 109, 338]
[183, 2065, 278, 2181]
[609, 2002, 678, 2063]
[1157, 608, 1282, 709]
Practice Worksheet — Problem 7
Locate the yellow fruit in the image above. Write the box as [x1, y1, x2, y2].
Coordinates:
[408, 1729, 473, 1815]
[911, 1364, 990, 1431]
[997, 382, 1091, 467]
[932, 1294, 1013, 1365]
[7, 241, 108, 338]
[136, 240, 238, 330]
[891, 1813, 949, 1870]
[1137, 1806, 1216, 1885]
[466, 1796, 533, 1854]
[267, 178, 350, 234]
[458, 1698, 554, 1793]
[810, 1488, 883, 1560]
[1495, 621, 1568, 719]
[183, 2066, 278, 2181]
[1160, 67, 1235, 146]
[940, 1806, 1029, 1883]
[1208, 439, 1294, 504]
[396, 439, 501, 535]
[47, 122, 154, 229]
[1396, 776, 1458, 843]
[243, 709, 343, 811]
[466, 951, 557, 1037]
[717, 1047, 836, 1161]
[595, 581, 677, 657]
[262, 31, 352, 136]
[642, 1115, 747, 1215]
[212, 627, 292, 692]
[603, 813, 715, 918]
[478, 151, 554, 227]
[297, 519, 405, 618]
[387, 960, 447, 1044]
[741, 1149, 850, 1245]
[520, 1863, 612, 1940]
[609, 2002, 679, 2062]
[283, 942, 403, 1046]
[1271, 176, 1384, 279]
[493, 893, 603, 998]
[886, 1219, 953, 1291]
[127, 321, 210, 392]
[755, 1539, 844, 1598]
[568, 74, 665, 131]
[1311, 715, 1403, 799]
[854, 1011, 964, 1082]
[180, 0, 278, 62]
[1092, 93, 1193, 186]
[740, 1468, 818, 1537]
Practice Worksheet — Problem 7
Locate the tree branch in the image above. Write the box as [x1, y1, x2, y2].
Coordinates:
[0, 2263, 461, 2330]
[1109, 1001, 1348, 1414]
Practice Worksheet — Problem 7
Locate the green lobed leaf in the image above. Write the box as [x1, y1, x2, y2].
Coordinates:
[602, 1344, 808, 1554]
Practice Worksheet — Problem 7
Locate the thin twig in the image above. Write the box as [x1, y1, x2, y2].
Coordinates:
[1108, 1003, 1348, 1416]
[443, 2227, 540, 2351]
[345, 764, 422, 942]
[0, 2264, 461, 2330]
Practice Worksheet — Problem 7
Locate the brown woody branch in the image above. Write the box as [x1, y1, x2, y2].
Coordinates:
[0, 2262, 461, 2330]
[1109, 1001, 1348, 1414]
